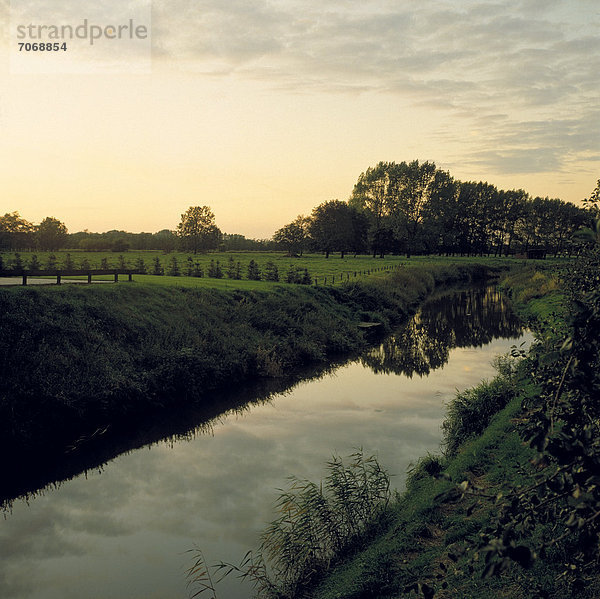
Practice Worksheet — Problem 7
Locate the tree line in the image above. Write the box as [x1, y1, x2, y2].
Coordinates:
[0, 210, 277, 253]
[276, 161, 594, 258]
[2, 162, 595, 257]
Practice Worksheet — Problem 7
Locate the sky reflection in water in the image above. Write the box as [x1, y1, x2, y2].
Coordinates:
[0, 286, 532, 599]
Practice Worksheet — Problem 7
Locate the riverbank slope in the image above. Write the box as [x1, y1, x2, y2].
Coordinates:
[311, 259, 600, 598]
[0, 262, 495, 461]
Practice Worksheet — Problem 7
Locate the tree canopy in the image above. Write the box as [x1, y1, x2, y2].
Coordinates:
[273, 215, 310, 256]
[176, 206, 222, 253]
[0, 212, 35, 250]
[348, 161, 591, 258]
[36, 217, 68, 251]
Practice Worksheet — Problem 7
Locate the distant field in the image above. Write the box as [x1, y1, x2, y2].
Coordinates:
[0, 250, 554, 288]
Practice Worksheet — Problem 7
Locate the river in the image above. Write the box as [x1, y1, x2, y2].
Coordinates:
[0, 285, 532, 599]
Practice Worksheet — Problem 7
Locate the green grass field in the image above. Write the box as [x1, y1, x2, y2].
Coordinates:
[0, 250, 555, 288]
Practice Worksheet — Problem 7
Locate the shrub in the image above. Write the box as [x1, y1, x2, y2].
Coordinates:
[226, 256, 242, 279]
[192, 261, 204, 277]
[442, 376, 515, 456]
[29, 255, 42, 271]
[45, 254, 58, 270]
[263, 261, 279, 282]
[286, 266, 301, 284]
[12, 253, 24, 271]
[63, 253, 75, 270]
[152, 257, 164, 275]
[208, 260, 223, 278]
[185, 256, 194, 277]
[247, 259, 261, 280]
[134, 257, 147, 274]
[167, 256, 180, 276]
[406, 453, 446, 489]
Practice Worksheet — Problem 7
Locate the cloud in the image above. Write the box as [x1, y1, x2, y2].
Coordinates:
[149, 0, 599, 175]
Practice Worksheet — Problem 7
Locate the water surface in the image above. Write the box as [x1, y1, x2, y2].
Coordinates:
[0, 285, 531, 599]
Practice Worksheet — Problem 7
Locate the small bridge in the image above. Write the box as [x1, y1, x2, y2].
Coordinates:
[0, 269, 144, 286]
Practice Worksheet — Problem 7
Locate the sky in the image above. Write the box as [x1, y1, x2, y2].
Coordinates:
[0, 0, 598, 238]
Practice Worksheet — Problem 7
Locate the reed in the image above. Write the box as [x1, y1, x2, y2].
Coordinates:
[187, 450, 391, 599]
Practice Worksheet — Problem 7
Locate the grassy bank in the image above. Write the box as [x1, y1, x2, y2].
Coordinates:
[301, 262, 600, 599]
[0, 261, 494, 459]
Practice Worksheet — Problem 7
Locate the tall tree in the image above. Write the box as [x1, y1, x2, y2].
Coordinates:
[36, 217, 68, 251]
[456, 181, 499, 256]
[350, 162, 399, 257]
[0, 212, 35, 250]
[273, 215, 311, 256]
[349, 208, 371, 256]
[177, 206, 222, 253]
[422, 173, 460, 255]
[351, 160, 451, 257]
[549, 200, 589, 256]
[490, 189, 528, 256]
[309, 200, 355, 258]
[393, 160, 439, 258]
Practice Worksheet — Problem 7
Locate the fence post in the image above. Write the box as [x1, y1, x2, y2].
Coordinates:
[114, 272, 119, 283]
[88, 273, 92, 284]
[22, 274, 27, 286]
[56, 274, 61, 285]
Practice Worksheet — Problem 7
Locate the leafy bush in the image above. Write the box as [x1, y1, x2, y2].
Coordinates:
[151, 256, 163, 275]
[192, 261, 204, 277]
[167, 255, 180, 276]
[45, 254, 58, 270]
[208, 259, 224, 278]
[226, 256, 242, 279]
[286, 266, 305, 283]
[263, 261, 279, 282]
[63, 253, 75, 270]
[484, 245, 600, 587]
[134, 257, 147, 274]
[29, 254, 42, 271]
[12, 253, 24, 270]
[247, 259, 261, 280]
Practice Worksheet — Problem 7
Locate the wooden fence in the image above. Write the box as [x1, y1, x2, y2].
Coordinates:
[0, 269, 143, 286]
[313, 264, 402, 286]
[0, 264, 403, 286]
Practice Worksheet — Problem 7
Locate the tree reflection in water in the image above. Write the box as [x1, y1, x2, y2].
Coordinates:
[361, 286, 523, 377]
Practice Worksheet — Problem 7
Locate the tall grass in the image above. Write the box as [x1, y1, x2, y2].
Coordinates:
[441, 376, 516, 456]
[440, 353, 525, 456]
[0, 261, 500, 455]
[187, 450, 391, 599]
